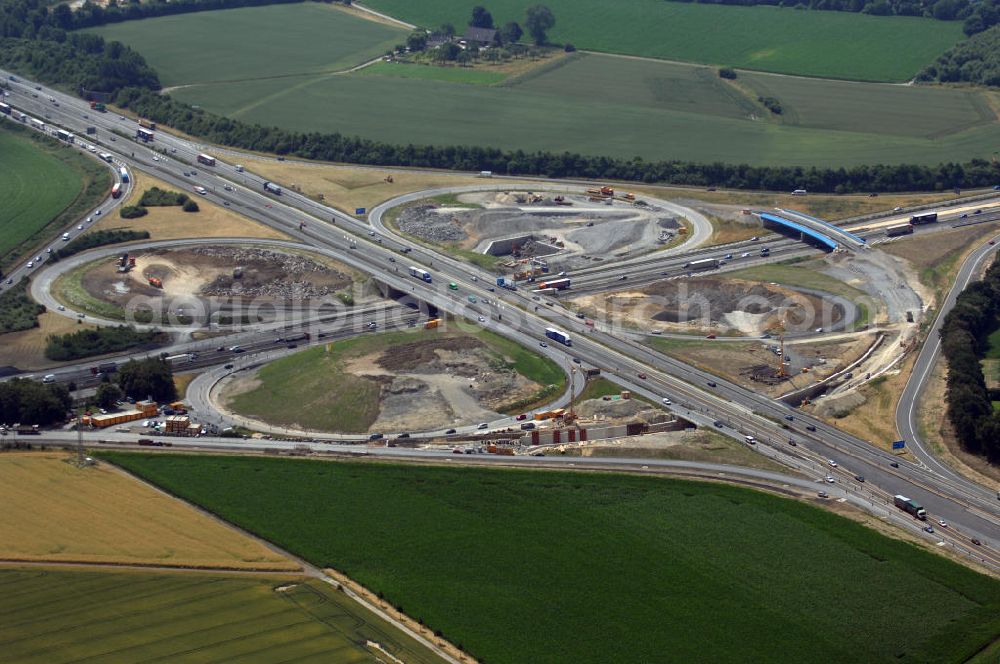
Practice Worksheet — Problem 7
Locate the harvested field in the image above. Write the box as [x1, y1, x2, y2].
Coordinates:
[248, 160, 522, 214]
[0, 569, 445, 664]
[0, 453, 296, 570]
[223, 328, 563, 433]
[91, 171, 290, 242]
[574, 276, 844, 337]
[0, 311, 98, 371]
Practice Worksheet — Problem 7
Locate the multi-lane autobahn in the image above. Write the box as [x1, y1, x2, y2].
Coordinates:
[3, 70, 999, 567]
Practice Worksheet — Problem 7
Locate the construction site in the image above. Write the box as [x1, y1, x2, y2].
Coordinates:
[70, 245, 359, 323]
[393, 189, 688, 271]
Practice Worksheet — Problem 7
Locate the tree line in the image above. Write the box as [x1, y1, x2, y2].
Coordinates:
[918, 24, 1000, 87]
[53, 229, 150, 260]
[45, 325, 168, 361]
[671, 0, 1000, 36]
[940, 256, 1000, 463]
[1, 0, 999, 191]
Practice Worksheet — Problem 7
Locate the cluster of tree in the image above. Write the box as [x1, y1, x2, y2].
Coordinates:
[917, 24, 1000, 87]
[0, 279, 45, 334]
[45, 325, 168, 361]
[0, 22, 159, 92]
[940, 257, 1000, 463]
[112, 86, 1000, 192]
[718, 67, 737, 79]
[54, 229, 150, 259]
[119, 204, 148, 219]
[139, 186, 189, 206]
[671, 0, 1000, 35]
[0, 378, 71, 426]
[758, 96, 782, 114]
[466, 4, 554, 45]
[114, 357, 177, 402]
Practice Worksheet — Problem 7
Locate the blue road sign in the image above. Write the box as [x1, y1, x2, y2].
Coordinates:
[355, 207, 366, 215]
[891, 440, 906, 450]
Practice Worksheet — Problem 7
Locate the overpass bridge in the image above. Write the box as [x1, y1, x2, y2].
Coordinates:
[774, 208, 868, 250]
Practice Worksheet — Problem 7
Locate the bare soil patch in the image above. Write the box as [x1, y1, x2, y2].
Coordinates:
[574, 276, 842, 337]
[0, 311, 98, 370]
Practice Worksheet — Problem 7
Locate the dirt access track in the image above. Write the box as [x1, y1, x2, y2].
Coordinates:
[78, 244, 356, 323]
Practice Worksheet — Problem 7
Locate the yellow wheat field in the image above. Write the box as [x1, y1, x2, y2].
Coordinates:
[0, 453, 298, 571]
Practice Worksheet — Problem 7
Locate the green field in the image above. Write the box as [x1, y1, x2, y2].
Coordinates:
[85, 3, 404, 87]
[0, 568, 443, 663]
[163, 50, 1000, 167]
[359, 60, 508, 85]
[101, 454, 1000, 664]
[0, 122, 108, 266]
[364, 0, 962, 81]
[227, 327, 565, 432]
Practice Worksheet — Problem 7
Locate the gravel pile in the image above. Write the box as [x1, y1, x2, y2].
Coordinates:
[397, 204, 467, 243]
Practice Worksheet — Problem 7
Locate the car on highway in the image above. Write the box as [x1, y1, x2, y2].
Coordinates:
[539, 341, 548, 348]
[26, 261, 33, 268]
[974, 209, 982, 215]
[445, 429, 457, 435]
[477, 422, 489, 430]
[828, 459, 837, 467]
[893, 206, 903, 211]
[890, 461, 899, 468]
[478, 316, 486, 322]
[516, 414, 528, 420]
[787, 439, 797, 446]
[817, 491, 829, 498]
[741, 252, 751, 258]
[223, 364, 233, 369]
[707, 381, 717, 387]
[784, 415, 794, 421]
[991, 240, 996, 246]
[937, 520, 948, 528]
[713, 420, 723, 427]
[825, 475, 835, 483]
[705, 334, 716, 339]
[368, 433, 383, 441]
[961, 213, 968, 218]
[77, 224, 83, 230]
[854, 475, 865, 483]
[972, 538, 982, 546]
[638, 372, 647, 380]
[806, 424, 816, 431]
[750, 236, 759, 242]
[923, 526, 935, 534]
[56, 305, 65, 311]
[661, 397, 672, 405]
[618, 274, 627, 280]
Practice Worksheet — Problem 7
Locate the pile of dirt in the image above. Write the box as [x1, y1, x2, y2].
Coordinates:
[193, 247, 351, 299]
[376, 336, 481, 372]
[397, 204, 468, 243]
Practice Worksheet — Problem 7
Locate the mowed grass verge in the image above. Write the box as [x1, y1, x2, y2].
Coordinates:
[364, 0, 962, 81]
[0, 122, 110, 267]
[170, 51, 1000, 167]
[225, 327, 565, 432]
[0, 453, 295, 569]
[101, 453, 1000, 664]
[84, 3, 404, 87]
[0, 568, 444, 664]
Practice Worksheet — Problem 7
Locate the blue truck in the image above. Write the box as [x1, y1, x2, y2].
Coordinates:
[544, 327, 572, 346]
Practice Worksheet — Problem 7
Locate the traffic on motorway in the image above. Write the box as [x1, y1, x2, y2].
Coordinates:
[3, 69, 999, 570]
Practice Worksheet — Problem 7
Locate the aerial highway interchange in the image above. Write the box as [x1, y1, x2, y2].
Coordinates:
[3, 68, 1000, 573]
